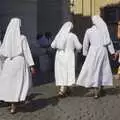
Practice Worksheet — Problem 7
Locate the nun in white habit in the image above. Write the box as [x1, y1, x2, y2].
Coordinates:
[0, 40, 2, 74]
[76, 15, 115, 98]
[0, 18, 35, 113]
[51, 21, 82, 97]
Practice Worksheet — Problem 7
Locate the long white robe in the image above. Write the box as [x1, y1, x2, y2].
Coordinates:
[51, 33, 82, 86]
[76, 27, 115, 88]
[0, 41, 2, 74]
[0, 35, 34, 102]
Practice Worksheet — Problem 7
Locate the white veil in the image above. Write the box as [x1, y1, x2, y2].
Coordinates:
[0, 18, 22, 58]
[92, 15, 111, 46]
[54, 21, 73, 50]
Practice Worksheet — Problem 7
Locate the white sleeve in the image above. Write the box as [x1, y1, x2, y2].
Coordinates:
[51, 40, 56, 49]
[107, 41, 115, 55]
[22, 36, 34, 66]
[73, 35, 82, 51]
[83, 30, 90, 56]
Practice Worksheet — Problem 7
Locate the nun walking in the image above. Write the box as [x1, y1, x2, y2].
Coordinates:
[51, 21, 82, 97]
[0, 18, 35, 113]
[0, 40, 2, 74]
[76, 15, 115, 99]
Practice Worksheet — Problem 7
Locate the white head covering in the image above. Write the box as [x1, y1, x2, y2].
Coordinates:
[0, 18, 22, 58]
[54, 21, 73, 49]
[92, 15, 111, 46]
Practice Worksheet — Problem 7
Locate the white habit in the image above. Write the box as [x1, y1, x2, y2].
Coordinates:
[51, 21, 82, 86]
[0, 18, 34, 102]
[0, 41, 2, 74]
[76, 16, 115, 88]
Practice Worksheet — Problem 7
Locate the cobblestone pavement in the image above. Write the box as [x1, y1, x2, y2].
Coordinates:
[0, 75, 120, 120]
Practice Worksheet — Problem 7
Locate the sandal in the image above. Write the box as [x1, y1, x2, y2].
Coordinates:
[94, 95, 99, 99]
[10, 108, 16, 114]
[94, 88, 100, 99]
[10, 104, 16, 114]
[57, 91, 66, 98]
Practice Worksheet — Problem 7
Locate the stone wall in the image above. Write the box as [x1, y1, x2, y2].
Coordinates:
[38, 0, 71, 36]
[0, 0, 37, 45]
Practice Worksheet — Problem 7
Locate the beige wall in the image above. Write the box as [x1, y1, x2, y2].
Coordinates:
[70, 0, 120, 15]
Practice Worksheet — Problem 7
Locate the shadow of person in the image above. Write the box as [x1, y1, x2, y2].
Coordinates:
[68, 86, 120, 98]
[67, 86, 90, 97]
[17, 96, 59, 113]
[103, 87, 120, 96]
[70, 86, 120, 97]
[0, 101, 9, 108]
[0, 93, 44, 108]
[26, 93, 44, 101]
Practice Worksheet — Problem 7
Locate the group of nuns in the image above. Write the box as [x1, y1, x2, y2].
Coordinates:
[0, 15, 118, 114]
[51, 15, 118, 99]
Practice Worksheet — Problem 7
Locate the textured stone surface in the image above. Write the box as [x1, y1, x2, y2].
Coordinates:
[0, 76, 120, 120]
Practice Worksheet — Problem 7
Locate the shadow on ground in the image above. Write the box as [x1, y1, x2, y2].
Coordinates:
[68, 86, 120, 97]
[104, 87, 120, 96]
[17, 96, 58, 113]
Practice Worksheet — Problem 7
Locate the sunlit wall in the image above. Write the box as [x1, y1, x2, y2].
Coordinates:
[70, 0, 120, 15]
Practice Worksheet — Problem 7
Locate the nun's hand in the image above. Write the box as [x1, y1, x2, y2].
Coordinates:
[112, 53, 118, 61]
[30, 67, 36, 75]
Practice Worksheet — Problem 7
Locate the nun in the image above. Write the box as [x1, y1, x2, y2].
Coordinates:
[51, 21, 82, 97]
[0, 40, 2, 71]
[76, 15, 115, 99]
[0, 18, 35, 113]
